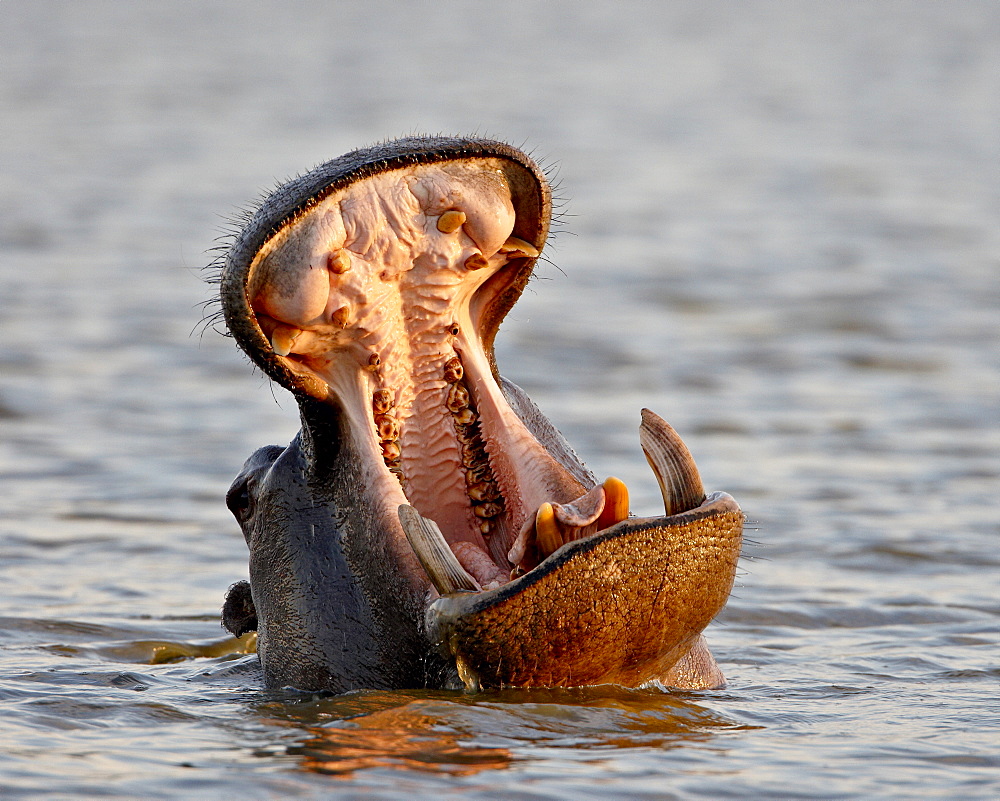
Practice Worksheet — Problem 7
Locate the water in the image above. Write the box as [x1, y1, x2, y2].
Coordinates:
[2, 1, 998, 797]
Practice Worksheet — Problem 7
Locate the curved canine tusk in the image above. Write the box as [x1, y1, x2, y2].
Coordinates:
[639, 409, 706, 516]
[398, 505, 481, 594]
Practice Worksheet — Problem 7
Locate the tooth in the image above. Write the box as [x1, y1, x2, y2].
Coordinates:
[467, 482, 499, 502]
[437, 210, 467, 234]
[270, 326, 301, 357]
[639, 408, 706, 516]
[473, 501, 503, 519]
[465, 464, 490, 486]
[443, 356, 464, 383]
[596, 476, 630, 530]
[331, 306, 351, 328]
[460, 440, 486, 468]
[498, 236, 540, 258]
[375, 413, 399, 441]
[327, 249, 352, 274]
[372, 389, 394, 414]
[366, 353, 381, 371]
[446, 383, 470, 412]
[381, 441, 401, 461]
[464, 253, 489, 271]
[397, 505, 480, 594]
[535, 502, 561, 557]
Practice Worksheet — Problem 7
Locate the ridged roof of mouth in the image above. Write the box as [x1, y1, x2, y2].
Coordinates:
[220, 138, 643, 591]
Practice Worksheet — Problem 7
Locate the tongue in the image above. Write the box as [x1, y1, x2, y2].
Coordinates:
[508, 409, 707, 573]
[508, 476, 631, 571]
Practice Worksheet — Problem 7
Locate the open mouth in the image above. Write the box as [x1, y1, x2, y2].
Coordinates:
[220, 137, 742, 689]
[225, 142, 640, 587]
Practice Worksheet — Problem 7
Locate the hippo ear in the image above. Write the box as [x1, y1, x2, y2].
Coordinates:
[222, 580, 258, 637]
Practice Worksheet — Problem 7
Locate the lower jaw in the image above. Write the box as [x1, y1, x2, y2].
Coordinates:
[390, 406, 710, 599]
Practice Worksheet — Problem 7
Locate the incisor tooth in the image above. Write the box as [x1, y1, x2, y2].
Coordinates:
[437, 210, 467, 234]
[270, 326, 301, 357]
[596, 476, 630, 530]
[535, 502, 561, 557]
[498, 236, 540, 258]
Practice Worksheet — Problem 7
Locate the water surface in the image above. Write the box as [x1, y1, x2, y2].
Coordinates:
[1, 2, 998, 798]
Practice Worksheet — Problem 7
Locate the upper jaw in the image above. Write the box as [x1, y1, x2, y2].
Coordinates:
[219, 137, 596, 579]
[220, 136, 550, 399]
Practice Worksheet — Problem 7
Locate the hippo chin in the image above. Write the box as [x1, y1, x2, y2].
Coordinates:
[216, 136, 743, 692]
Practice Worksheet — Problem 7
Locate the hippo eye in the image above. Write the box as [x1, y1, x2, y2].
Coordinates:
[225, 479, 253, 523]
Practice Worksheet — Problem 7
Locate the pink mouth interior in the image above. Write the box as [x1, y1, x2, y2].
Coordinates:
[246, 160, 626, 588]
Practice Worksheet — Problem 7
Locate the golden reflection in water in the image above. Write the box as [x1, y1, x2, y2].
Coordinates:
[257, 687, 742, 779]
[105, 633, 257, 664]
[285, 706, 512, 778]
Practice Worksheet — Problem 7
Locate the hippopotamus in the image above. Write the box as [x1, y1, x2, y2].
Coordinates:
[216, 136, 743, 692]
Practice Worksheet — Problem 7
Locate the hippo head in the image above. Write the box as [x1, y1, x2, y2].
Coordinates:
[217, 137, 743, 692]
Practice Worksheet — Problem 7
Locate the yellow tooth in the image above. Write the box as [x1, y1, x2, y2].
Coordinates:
[473, 502, 503, 519]
[464, 253, 489, 271]
[443, 356, 464, 383]
[374, 413, 399, 442]
[328, 249, 352, 274]
[372, 389, 393, 414]
[437, 210, 467, 233]
[535, 502, 562, 557]
[597, 477, 630, 531]
[498, 236, 540, 258]
[467, 482, 499, 503]
[446, 383, 470, 412]
[270, 326, 301, 357]
[331, 306, 351, 328]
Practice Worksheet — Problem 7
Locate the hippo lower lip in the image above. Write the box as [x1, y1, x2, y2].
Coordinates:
[216, 136, 743, 691]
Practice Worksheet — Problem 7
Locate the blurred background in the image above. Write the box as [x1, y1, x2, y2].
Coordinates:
[1, 2, 998, 798]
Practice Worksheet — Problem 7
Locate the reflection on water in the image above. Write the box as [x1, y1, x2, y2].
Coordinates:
[2, 0, 999, 798]
[284, 700, 515, 778]
[258, 687, 745, 779]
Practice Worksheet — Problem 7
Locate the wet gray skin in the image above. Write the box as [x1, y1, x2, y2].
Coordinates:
[217, 137, 743, 692]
